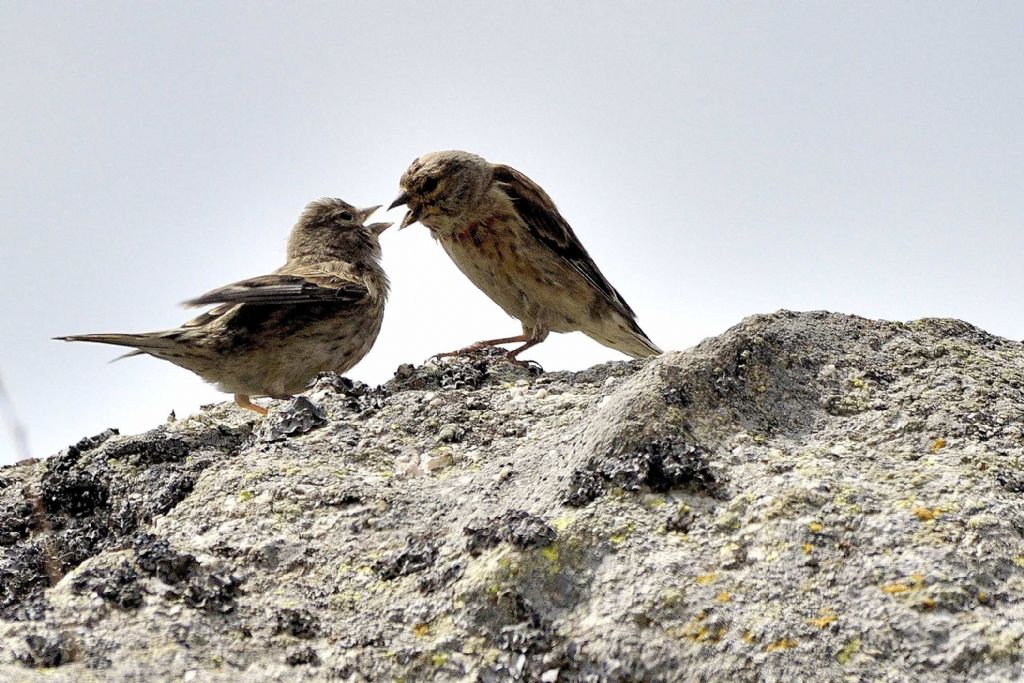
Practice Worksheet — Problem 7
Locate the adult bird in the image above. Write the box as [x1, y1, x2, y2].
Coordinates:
[390, 151, 660, 360]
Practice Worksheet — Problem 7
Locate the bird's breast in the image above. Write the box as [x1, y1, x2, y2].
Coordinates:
[436, 212, 581, 329]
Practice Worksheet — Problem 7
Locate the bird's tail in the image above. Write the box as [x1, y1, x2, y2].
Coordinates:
[587, 321, 663, 360]
[54, 332, 183, 361]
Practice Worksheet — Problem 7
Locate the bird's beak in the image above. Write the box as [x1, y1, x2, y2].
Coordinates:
[357, 205, 382, 223]
[388, 191, 420, 230]
[388, 192, 410, 211]
[368, 222, 392, 236]
[398, 206, 421, 230]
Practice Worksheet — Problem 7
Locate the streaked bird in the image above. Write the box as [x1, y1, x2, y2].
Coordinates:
[389, 150, 661, 360]
[57, 199, 391, 415]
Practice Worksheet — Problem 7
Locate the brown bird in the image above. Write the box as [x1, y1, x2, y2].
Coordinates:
[57, 199, 391, 415]
[389, 151, 661, 360]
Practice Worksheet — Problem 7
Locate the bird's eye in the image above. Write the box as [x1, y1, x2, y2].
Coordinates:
[421, 177, 439, 194]
[338, 211, 353, 221]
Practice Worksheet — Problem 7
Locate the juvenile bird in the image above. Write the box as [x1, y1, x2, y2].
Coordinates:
[389, 151, 660, 360]
[57, 199, 391, 415]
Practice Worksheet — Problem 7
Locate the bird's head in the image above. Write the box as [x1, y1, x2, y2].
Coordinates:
[287, 198, 391, 262]
[388, 150, 492, 230]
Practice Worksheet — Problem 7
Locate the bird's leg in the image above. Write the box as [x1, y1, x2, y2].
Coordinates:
[503, 327, 549, 371]
[433, 334, 529, 359]
[469, 334, 530, 350]
[234, 394, 268, 416]
[506, 337, 544, 360]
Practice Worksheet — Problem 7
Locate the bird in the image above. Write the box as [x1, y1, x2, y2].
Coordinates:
[56, 198, 391, 415]
[388, 150, 661, 360]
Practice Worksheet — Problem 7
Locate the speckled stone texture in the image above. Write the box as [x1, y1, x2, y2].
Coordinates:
[1, 311, 1022, 682]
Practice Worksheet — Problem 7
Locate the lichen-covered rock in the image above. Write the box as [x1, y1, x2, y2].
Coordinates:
[1, 311, 1022, 682]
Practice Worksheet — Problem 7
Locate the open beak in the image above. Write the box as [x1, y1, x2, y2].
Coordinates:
[388, 191, 421, 230]
[398, 207, 421, 230]
[387, 192, 410, 211]
[357, 205, 382, 223]
[368, 222, 392, 236]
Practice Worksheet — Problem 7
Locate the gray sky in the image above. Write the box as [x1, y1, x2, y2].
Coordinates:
[2, 2, 1022, 465]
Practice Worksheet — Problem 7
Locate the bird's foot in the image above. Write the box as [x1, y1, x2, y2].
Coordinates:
[430, 346, 477, 360]
[430, 339, 518, 361]
[504, 353, 544, 374]
[234, 394, 268, 416]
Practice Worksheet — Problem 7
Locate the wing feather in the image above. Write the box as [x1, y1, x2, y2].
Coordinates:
[183, 266, 367, 308]
[492, 164, 638, 320]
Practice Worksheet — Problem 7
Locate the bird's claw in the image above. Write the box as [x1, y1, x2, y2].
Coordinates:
[505, 354, 544, 375]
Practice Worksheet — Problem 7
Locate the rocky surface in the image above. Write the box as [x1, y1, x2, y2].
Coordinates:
[1, 310, 1023, 682]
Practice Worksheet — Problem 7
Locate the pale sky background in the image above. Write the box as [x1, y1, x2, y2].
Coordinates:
[2, 2, 1022, 465]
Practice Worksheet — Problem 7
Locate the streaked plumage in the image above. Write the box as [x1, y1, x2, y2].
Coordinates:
[389, 150, 661, 359]
[57, 199, 391, 414]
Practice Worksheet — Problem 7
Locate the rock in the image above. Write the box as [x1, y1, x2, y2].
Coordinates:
[0, 311, 1022, 681]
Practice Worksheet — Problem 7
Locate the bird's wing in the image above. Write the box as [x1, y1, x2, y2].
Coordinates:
[183, 265, 368, 308]
[492, 164, 638, 320]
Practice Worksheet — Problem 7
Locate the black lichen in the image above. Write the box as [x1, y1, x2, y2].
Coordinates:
[275, 608, 320, 639]
[373, 537, 438, 580]
[134, 534, 199, 585]
[180, 572, 241, 613]
[133, 533, 241, 613]
[285, 646, 321, 666]
[563, 438, 721, 507]
[417, 561, 465, 594]
[264, 397, 328, 441]
[16, 633, 73, 668]
[70, 563, 143, 609]
[105, 435, 191, 465]
[563, 470, 606, 508]
[310, 374, 389, 414]
[40, 456, 109, 517]
[464, 510, 556, 557]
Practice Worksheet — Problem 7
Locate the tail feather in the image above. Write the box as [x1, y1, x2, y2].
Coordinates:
[586, 322, 662, 360]
[615, 331, 662, 359]
[54, 333, 183, 360]
[629, 331, 663, 358]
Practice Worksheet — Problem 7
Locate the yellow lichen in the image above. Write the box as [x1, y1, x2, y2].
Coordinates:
[695, 573, 718, 586]
[641, 495, 666, 509]
[413, 623, 430, 637]
[237, 490, 255, 502]
[883, 574, 926, 595]
[430, 653, 449, 667]
[882, 582, 910, 594]
[550, 516, 575, 532]
[765, 638, 798, 652]
[676, 615, 726, 644]
[715, 591, 732, 603]
[929, 438, 947, 453]
[802, 543, 814, 555]
[808, 522, 823, 533]
[836, 638, 861, 664]
[913, 506, 943, 521]
[808, 610, 837, 628]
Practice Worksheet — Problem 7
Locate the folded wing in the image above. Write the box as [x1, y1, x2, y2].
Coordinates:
[492, 164, 639, 321]
[184, 268, 368, 308]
